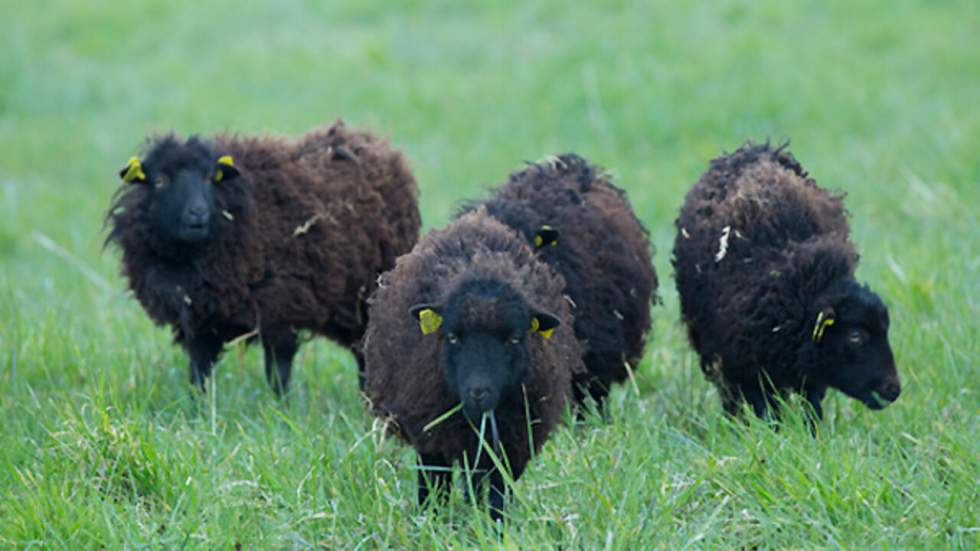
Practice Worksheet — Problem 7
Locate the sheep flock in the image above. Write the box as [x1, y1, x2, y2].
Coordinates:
[105, 129, 900, 522]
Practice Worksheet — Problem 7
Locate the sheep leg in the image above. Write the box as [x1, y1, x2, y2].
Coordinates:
[803, 386, 826, 435]
[572, 376, 611, 419]
[354, 349, 366, 391]
[741, 382, 780, 421]
[464, 460, 521, 523]
[571, 363, 612, 420]
[487, 468, 507, 523]
[186, 336, 223, 391]
[487, 459, 527, 523]
[720, 384, 743, 416]
[587, 381, 611, 418]
[262, 334, 299, 396]
[417, 454, 451, 508]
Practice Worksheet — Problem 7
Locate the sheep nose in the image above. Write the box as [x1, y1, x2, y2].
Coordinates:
[468, 387, 490, 402]
[878, 380, 901, 402]
[184, 205, 209, 224]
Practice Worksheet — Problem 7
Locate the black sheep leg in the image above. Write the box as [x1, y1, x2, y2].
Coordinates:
[802, 385, 827, 435]
[741, 381, 781, 421]
[720, 381, 743, 417]
[470, 458, 526, 523]
[417, 453, 451, 508]
[185, 335, 223, 391]
[354, 349, 366, 391]
[262, 332, 299, 396]
[578, 381, 611, 417]
[487, 468, 507, 523]
[572, 371, 611, 419]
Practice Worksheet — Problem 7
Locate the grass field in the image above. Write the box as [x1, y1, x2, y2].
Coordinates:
[1, 0, 978, 548]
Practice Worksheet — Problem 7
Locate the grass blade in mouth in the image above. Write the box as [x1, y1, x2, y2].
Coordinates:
[473, 411, 489, 468]
[870, 390, 889, 408]
[423, 402, 463, 433]
[488, 410, 500, 458]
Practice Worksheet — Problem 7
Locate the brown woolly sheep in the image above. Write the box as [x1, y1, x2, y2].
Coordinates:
[105, 120, 420, 394]
[458, 154, 658, 413]
[672, 142, 900, 423]
[363, 208, 584, 521]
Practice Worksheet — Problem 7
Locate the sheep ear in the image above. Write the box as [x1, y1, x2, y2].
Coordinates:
[214, 155, 240, 183]
[410, 304, 443, 335]
[534, 225, 559, 248]
[119, 157, 146, 184]
[811, 306, 836, 343]
[530, 311, 560, 339]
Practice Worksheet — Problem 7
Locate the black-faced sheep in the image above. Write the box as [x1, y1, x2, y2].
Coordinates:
[105, 120, 421, 395]
[458, 154, 658, 412]
[672, 142, 901, 421]
[363, 209, 584, 521]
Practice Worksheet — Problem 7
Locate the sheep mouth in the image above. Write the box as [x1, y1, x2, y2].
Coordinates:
[461, 391, 500, 421]
[861, 390, 894, 410]
[183, 221, 209, 232]
[462, 400, 496, 422]
[178, 223, 210, 241]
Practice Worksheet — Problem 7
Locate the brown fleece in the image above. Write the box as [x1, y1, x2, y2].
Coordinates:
[363, 209, 583, 472]
[105, 120, 420, 374]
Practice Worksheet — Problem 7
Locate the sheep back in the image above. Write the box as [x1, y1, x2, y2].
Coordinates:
[459, 154, 657, 400]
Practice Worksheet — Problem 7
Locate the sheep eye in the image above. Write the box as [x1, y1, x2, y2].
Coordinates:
[847, 329, 867, 345]
[509, 335, 521, 346]
[445, 333, 459, 345]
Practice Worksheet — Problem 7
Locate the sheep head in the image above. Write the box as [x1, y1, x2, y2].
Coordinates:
[799, 277, 901, 409]
[410, 278, 559, 421]
[118, 136, 240, 254]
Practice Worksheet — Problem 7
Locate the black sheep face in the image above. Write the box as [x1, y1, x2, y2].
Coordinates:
[119, 137, 239, 251]
[800, 279, 901, 409]
[411, 280, 560, 421]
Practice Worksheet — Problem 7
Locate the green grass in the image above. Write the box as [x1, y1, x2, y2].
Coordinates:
[1, 0, 977, 548]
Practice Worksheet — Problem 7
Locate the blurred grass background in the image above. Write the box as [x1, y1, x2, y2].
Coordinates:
[0, 0, 977, 548]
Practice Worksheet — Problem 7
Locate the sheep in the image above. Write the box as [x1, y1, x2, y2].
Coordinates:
[104, 120, 421, 395]
[362, 208, 584, 522]
[458, 154, 658, 412]
[672, 141, 901, 422]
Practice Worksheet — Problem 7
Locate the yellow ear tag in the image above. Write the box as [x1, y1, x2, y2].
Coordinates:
[811, 311, 835, 342]
[534, 224, 557, 248]
[215, 155, 235, 183]
[418, 308, 443, 335]
[122, 157, 146, 183]
[530, 316, 555, 339]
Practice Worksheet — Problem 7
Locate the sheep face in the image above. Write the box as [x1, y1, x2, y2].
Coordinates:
[120, 137, 239, 251]
[411, 279, 560, 421]
[800, 279, 900, 409]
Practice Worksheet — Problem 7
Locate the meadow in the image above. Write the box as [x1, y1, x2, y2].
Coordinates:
[0, 0, 977, 548]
